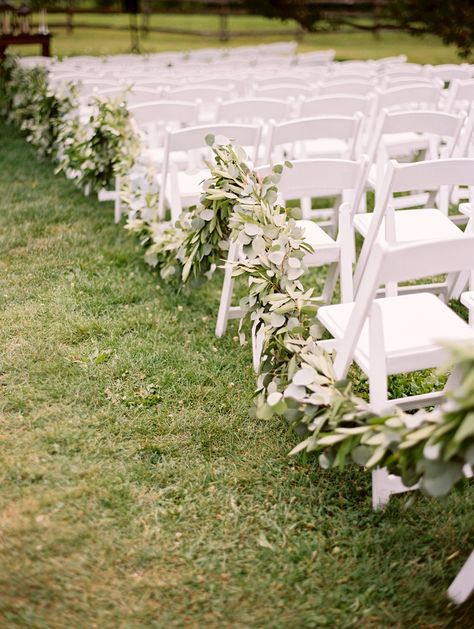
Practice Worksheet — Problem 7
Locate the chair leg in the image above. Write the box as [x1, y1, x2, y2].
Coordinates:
[321, 262, 339, 304]
[215, 242, 238, 338]
[448, 551, 474, 604]
[372, 468, 417, 510]
[114, 175, 122, 224]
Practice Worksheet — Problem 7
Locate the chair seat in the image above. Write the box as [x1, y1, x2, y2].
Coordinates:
[297, 219, 340, 265]
[157, 168, 207, 208]
[461, 291, 474, 310]
[382, 131, 430, 154]
[300, 138, 348, 159]
[147, 148, 188, 170]
[318, 293, 474, 375]
[353, 208, 463, 241]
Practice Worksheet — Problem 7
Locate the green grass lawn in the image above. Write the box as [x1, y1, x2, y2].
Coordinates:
[7, 13, 463, 63]
[1, 121, 474, 627]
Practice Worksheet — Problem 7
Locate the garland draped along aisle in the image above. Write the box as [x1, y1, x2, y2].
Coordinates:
[124, 137, 474, 499]
[2, 56, 473, 499]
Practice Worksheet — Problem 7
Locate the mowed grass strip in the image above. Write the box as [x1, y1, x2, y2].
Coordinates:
[0, 121, 473, 627]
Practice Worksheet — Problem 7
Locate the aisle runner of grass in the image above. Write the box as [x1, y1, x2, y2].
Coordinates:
[0, 121, 473, 627]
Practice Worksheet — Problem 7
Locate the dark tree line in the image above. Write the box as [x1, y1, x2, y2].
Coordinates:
[244, 0, 474, 58]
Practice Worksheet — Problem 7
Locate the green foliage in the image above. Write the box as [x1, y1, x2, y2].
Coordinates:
[2, 56, 140, 194]
[125, 136, 261, 284]
[2, 56, 76, 158]
[56, 94, 140, 193]
[388, 0, 474, 59]
[312, 343, 474, 497]
[243, 0, 321, 32]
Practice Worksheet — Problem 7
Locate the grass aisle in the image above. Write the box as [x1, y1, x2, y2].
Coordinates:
[0, 121, 473, 627]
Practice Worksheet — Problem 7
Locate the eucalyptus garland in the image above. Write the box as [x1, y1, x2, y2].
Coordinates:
[125, 135, 266, 284]
[1, 56, 76, 159]
[56, 94, 140, 193]
[2, 56, 139, 194]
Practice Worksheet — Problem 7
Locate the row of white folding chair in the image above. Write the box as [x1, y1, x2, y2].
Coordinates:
[154, 115, 365, 223]
[129, 105, 472, 221]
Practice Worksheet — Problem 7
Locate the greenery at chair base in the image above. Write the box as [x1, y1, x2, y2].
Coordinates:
[1, 56, 76, 159]
[1, 56, 139, 194]
[126, 137, 474, 500]
[55, 95, 140, 194]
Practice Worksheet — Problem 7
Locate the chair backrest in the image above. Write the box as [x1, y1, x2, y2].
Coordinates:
[255, 157, 369, 213]
[167, 85, 234, 102]
[129, 100, 199, 127]
[445, 79, 474, 113]
[428, 64, 472, 83]
[381, 76, 441, 90]
[158, 123, 262, 217]
[367, 109, 466, 164]
[295, 50, 335, 66]
[374, 84, 442, 114]
[318, 80, 375, 97]
[129, 100, 200, 147]
[373, 54, 407, 69]
[382, 62, 425, 76]
[354, 158, 474, 290]
[253, 84, 314, 100]
[264, 114, 363, 164]
[255, 75, 315, 88]
[97, 87, 160, 106]
[299, 94, 372, 118]
[333, 234, 474, 379]
[331, 61, 375, 78]
[216, 98, 291, 123]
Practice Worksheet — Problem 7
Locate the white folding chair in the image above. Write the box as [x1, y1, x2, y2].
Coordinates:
[216, 98, 292, 124]
[353, 158, 474, 299]
[158, 123, 261, 223]
[252, 84, 314, 101]
[317, 80, 376, 97]
[318, 236, 474, 510]
[263, 114, 363, 166]
[444, 79, 474, 114]
[166, 85, 236, 123]
[299, 94, 373, 118]
[215, 158, 369, 343]
[365, 109, 466, 208]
